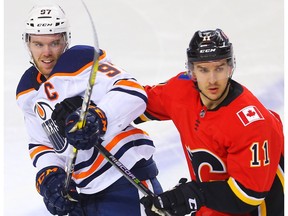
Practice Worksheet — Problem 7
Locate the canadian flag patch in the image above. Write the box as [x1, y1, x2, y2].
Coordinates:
[237, 106, 264, 126]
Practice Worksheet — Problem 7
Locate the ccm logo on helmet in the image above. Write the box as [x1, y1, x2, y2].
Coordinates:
[37, 23, 53, 27]
[199, 48, 216, 53]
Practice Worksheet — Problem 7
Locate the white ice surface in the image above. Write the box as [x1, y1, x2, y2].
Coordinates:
[3, 0, 284, 215]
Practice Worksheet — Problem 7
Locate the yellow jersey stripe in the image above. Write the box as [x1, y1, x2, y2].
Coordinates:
[227, 177, 264, 206]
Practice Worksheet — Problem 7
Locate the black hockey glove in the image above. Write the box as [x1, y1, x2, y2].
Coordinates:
[140, 178, 205, 216]
[65, 106, 107, 150]
[36, 166, 84, 215]
[140, 196, 167, 216]
[51, 96, 84, 137]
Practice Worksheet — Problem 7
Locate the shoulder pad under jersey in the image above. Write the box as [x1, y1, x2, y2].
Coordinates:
[16, 66, 46, 97]
[49, 45, 95, 76]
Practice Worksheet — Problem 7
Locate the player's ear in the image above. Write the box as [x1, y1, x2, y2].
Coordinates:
[228, 67, 233, 77]
[192, 71, 197, 81]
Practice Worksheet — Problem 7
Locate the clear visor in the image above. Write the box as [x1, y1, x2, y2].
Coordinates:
[24, 32, 69, 45]
[187, 58, 234, 82]
[23, 32, 69, 56]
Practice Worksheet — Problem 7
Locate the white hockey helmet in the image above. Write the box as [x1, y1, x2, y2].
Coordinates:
[23, 4, 71, 46]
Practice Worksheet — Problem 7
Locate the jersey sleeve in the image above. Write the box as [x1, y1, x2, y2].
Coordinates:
[96, 74, 148, 139]
[135, 77, 181, 123]
[135, 72, 193, 124]
[144, 84, 171, 120]
[84, 61, 149, 139]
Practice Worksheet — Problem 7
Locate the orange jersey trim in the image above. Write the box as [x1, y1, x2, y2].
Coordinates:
[48, 61, 93, 79]
[99, 50, 106, 61]
[36, 72, 42, 83]
[73, 128, 146, 179]
[16, 88, 35, 100]
[115, 80, 145, 90]
[47, 50, 106, 80]
[30, 145, 53, 159]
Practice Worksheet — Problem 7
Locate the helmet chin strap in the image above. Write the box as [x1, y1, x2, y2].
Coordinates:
[29, 57, 43, 74]
[29, 59, 38, 69]
[194, 78, 231, 102]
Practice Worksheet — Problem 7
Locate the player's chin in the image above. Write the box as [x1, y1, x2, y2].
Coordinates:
[206, 92, 222, 101]
[39, 66, 53, 76]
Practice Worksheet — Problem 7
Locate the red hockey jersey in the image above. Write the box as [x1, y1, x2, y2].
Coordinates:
[137, 72, 284, 216]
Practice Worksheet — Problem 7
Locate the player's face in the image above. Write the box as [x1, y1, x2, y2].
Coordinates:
[192, 59, 232, 107]
[28, 34, 66, 78]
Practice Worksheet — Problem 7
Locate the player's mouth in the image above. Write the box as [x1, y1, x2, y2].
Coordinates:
[41, 59, 54, 64]
[208, 87, 218, 94]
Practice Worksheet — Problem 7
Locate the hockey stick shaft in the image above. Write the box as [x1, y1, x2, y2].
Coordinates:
[64, 2, 171, 215]
[94, 143, 173, 216]
[64, 0, 100, 194]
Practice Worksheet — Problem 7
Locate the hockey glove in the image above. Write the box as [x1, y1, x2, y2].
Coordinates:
[140, 197, 165, 216]
[51, 96, 85, 137]
[140, 178, 205, 216]
[65, 106, 107, 150]
[36, 166, 83, 215]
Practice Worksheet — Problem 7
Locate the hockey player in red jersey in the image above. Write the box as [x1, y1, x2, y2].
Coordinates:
[138, 29, 284, 216]
[16, 4, 163, 216]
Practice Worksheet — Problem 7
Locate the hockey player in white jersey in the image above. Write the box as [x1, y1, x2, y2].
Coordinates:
[16, 4, 162, 216]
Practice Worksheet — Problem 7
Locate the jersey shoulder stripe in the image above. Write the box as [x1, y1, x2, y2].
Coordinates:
[110, 88, 148, 103]
[49, 45, 106, 76]
[16, 66, 45, 98]
[227, 177, 265, 206]
[49, 45, 94, 75]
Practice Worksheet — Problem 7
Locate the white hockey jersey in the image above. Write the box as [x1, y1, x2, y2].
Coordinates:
[16, 45, 155, 194]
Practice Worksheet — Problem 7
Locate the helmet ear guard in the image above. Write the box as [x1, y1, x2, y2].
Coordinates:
[186, 29, 236, 79]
